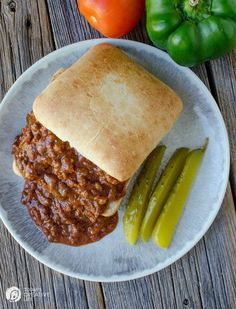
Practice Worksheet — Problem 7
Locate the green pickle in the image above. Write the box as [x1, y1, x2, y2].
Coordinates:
[140, 148, 189, 242]
[152, 142, 207, 249]
[123, 146, 166, 245]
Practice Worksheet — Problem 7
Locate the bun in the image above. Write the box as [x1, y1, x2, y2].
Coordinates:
[33, 43, 183, 181]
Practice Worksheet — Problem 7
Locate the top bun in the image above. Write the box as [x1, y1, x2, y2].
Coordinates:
[33, 44, 182, 181]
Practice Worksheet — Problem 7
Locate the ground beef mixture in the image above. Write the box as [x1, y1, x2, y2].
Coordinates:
[12, 113, 126, 246]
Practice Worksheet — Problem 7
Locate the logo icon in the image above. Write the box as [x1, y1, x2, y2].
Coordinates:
[5, 287, 21, 302]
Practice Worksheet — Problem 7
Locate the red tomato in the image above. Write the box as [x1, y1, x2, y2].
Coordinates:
[77, 0, 145, 38]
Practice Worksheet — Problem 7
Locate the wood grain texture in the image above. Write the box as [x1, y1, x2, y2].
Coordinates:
[206, 52, 236, 201]
[85, 281, 105, 309]
[0, 0, 235, 308]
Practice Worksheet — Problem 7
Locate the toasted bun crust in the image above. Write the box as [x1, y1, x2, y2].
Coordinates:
[33, 44, 182, 181]
[102, 199, 122, 217]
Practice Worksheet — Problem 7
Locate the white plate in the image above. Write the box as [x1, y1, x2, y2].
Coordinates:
[0, 39, 229, 282]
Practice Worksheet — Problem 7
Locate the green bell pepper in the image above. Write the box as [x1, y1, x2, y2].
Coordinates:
[146, 0, 236, 66]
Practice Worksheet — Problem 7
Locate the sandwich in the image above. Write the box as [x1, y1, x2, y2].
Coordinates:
[12, 44, 182, 246]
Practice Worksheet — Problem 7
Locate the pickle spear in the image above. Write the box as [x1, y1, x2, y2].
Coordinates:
[140, 148, 189, 242]
[123, 146, 166, 245]
[152, 143, 207, 249]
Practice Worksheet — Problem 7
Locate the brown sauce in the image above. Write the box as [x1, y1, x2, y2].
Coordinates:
[12, 113, 126, 246]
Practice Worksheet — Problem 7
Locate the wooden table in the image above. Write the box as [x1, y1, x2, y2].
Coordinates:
[0, 1, 235, 308]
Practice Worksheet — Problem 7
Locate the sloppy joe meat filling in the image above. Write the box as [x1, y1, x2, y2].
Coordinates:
[12, 113, 126, 246]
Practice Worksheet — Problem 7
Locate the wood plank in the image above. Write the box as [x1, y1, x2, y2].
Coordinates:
[0, 1, 89, 308]
[200, 184, 236, 308]
[206, 51, 236, 200]
[0, 226, 35, 309]
[45, 1, 236, 308]
[85, 282, 105, 309]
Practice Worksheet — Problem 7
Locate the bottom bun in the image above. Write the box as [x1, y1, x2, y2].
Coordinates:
[102, 198, 123, 217]
[12, 159, 22, 177]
